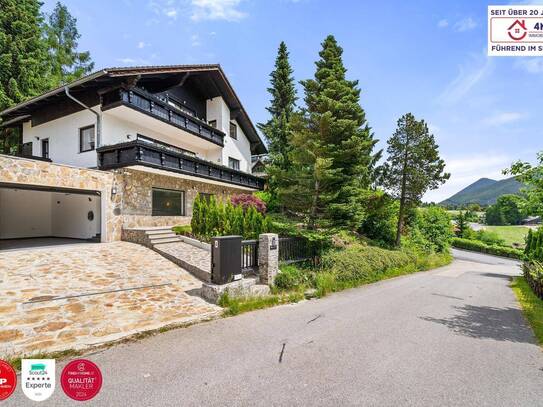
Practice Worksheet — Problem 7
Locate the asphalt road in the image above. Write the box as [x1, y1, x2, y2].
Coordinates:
[7, 249, 543, 406]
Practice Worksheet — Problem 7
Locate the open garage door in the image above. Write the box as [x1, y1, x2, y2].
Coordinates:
[0, 183, 101, 249]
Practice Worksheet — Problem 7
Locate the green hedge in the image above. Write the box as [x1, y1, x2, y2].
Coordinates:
[321, 245, 416, 282]
[451, 237, 523, 259]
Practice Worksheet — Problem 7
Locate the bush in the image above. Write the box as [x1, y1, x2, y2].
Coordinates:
[359, 191, 398, 247]
[321, 245, 416, 282]
[230, 193, 267, 214]
[274, 265, 312, 290]
[190, 193, 272, 241]
[406, 206, 453, 253]
[451, 237, 523, 259]
[525, 228, 543, 261]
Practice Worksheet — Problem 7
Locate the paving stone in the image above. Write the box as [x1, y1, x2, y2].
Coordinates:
[0, 242, 221, 357]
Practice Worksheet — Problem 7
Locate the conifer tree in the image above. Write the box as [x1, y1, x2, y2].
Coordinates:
[279, 35, 380, 228]
[45, 2, 94, 84]
[258, 41, 297, 171]
[379, 113, 450, 246]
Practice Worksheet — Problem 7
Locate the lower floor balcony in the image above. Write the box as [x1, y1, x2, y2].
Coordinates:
[97, 140, 265, 190]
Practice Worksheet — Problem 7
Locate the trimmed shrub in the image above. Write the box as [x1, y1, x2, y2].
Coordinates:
[190, 193, 272, 241]
[230, 193, 267, 214]
[451, 237, 523, 259]
[321, 245, 416, 282]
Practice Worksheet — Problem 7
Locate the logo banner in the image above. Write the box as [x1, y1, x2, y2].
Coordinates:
[22, 359, 55, 402]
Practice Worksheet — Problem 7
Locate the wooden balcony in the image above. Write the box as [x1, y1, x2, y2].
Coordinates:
[101, 87, 225, 147]
[97, 140, 265, 190]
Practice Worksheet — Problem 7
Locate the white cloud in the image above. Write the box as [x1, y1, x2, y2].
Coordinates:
[514, 58, 543, 73]
[438, 51, 492, 105]
[454, 17, 477, 32]
[437, 19, 449, 28]
[191, 34, 201, 47]
[191, 0, 247, 22]
[137, 41, 148, 49]
[482, 112, 527, 126]
[165, 8, 178, 18]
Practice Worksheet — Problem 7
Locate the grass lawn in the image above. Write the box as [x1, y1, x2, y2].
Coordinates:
[485, 225, 530, 247]
[511, 277, 543, 347]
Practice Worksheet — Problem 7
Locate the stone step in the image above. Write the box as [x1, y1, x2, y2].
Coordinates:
[147, 232, 177, 239]
[150, 237, 182, 244]
[146, 228, 175, 235]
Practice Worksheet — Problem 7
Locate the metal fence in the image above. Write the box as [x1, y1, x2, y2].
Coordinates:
[241, 239, 259, 274]
[279, 237, 316, 264]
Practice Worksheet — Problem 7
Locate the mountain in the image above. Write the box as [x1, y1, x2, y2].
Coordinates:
[440, 177, 524, 206]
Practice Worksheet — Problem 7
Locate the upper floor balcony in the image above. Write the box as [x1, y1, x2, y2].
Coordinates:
[101, 86, 225, 148]
[97, 137, 265, 190]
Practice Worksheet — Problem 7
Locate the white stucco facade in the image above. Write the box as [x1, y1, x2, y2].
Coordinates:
[21, 96, 253, 173]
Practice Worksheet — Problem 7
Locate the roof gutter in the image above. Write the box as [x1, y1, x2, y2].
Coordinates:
[64, 86, 102, 148]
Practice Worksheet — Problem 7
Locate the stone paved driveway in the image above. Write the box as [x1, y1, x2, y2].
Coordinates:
[0, 242, 221, 358]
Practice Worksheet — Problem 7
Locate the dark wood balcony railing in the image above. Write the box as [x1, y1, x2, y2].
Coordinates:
[97, 140, 265, 190]
[101, 87, 225, 147]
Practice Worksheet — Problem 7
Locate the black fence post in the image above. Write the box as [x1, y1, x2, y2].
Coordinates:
[211, 236, 242, 284]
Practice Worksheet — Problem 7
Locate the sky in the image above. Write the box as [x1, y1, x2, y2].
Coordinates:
[41, 0, 543, 202]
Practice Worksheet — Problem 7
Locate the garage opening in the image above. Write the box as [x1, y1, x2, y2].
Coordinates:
[0, 184, 101, 251]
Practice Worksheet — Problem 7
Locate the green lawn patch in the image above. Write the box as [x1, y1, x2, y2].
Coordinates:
[484, 225, 529, 248]
[219, 291, 305, 316]
[511, 276, 543, 347]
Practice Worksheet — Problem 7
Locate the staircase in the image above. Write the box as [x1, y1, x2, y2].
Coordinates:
[122, 226, 211, 283]
[145, 227, 182, 245]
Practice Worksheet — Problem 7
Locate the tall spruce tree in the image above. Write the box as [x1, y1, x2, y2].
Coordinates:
[280, 35, 379, 228]
[45, 2, 94, 85]
[378, 113, 450, 246]
[258, 41, 297, 207]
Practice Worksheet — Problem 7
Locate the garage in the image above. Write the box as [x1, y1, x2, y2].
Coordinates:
[0, 183, 101, 250]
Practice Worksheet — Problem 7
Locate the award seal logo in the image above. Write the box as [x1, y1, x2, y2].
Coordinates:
[61, 359, 102, 401]
[22, 359, 55, 402]
[0, 360, 17, 401]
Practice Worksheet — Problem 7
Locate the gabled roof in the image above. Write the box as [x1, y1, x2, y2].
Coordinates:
[0, 64, 267, 154]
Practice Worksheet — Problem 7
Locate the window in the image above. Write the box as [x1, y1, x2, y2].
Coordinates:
[79, 125, 95, 152]
[41, 139, 49, 159]
[152, 188, 185, 216]
[228, 157, 240, 171]
[229, 122, 237, 139]
[208, 120, 217, 128]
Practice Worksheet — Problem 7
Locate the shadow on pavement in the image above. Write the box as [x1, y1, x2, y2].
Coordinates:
[479, 272, 514, 280]
[420, 304, 535, 344]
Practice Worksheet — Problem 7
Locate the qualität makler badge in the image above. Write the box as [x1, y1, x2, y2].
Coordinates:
[61, 359, 102, 401]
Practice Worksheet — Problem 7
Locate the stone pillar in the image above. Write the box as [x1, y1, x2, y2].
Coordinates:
[258, 233, 279, 286]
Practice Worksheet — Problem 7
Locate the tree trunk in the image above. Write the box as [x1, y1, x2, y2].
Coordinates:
[308, 179, 320, 230]
[395, 131, 410, 247]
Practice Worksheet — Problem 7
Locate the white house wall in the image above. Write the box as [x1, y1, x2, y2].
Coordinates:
[206, 97, 251, 172]
[51, 192, 101, 239]
[22, 107, 99, 168]
[0, 188, 52, 239]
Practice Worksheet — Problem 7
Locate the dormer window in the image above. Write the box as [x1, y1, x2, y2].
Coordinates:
[230, 122, 237, 140]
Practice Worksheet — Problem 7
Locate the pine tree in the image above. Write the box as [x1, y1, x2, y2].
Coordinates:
[379, 113, 450, 246]
[45, 2, 94, 85]
[279, 35, 379, 228]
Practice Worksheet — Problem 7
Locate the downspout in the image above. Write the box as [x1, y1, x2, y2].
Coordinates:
[64, 86, 102, 148]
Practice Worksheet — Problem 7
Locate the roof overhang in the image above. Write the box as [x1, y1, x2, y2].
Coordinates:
[0, 64, 267, 154]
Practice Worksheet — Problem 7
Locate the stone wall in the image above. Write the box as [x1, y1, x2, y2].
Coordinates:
[0, 156, 254, 240]
[0, 155, 123, 242]
[118, 168, 249, 228]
